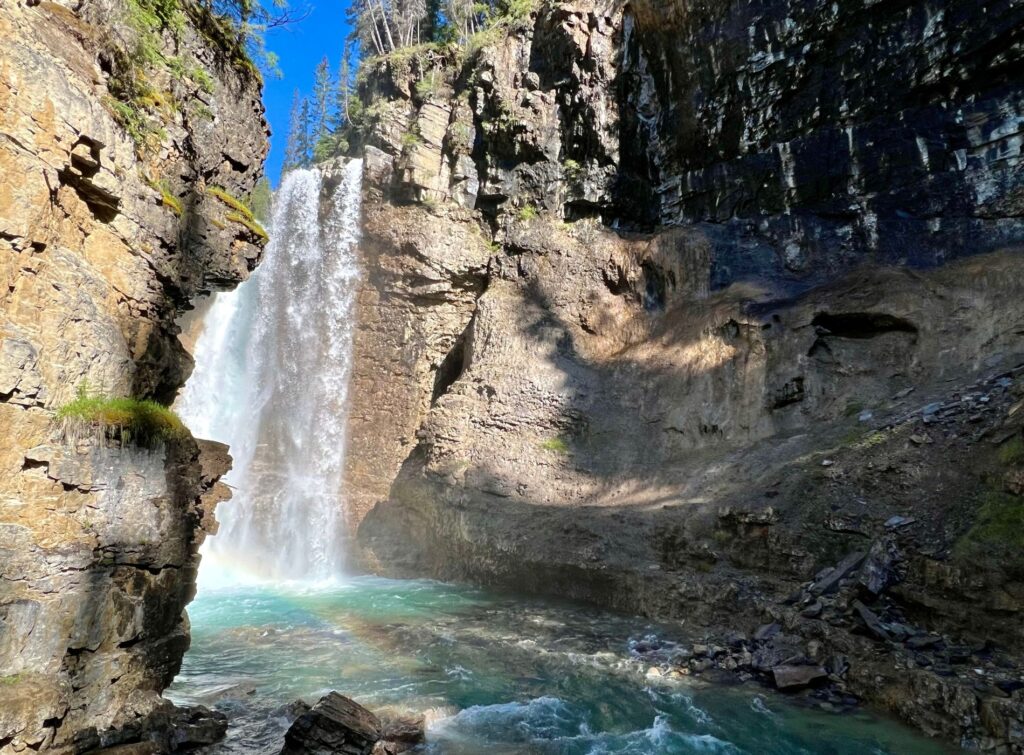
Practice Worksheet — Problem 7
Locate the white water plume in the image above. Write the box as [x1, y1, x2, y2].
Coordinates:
[177, 160, 364, 584]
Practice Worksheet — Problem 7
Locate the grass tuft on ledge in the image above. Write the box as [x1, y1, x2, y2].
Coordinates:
[208, 186, 268, 241]
[540, 437, 570, 454]
[56, 390, 189, 448]
[225, 211, 269, 241]
[517, 204, 539, 222]
[160, 185, 183, 216]
[207, 186, 255, 220]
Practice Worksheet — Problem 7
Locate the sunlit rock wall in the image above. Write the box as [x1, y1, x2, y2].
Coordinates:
[0, 1, 266, 750]
[343, 0, 1024, 746]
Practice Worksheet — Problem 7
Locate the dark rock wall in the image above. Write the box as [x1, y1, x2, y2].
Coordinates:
[620, 0, 1024, 289]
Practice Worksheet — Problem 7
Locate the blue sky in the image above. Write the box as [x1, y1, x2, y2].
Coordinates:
[262, 2, 352, 184]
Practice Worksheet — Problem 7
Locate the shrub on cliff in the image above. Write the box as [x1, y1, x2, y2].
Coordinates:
[104, 0, 299, 152]
[56, 387, 189, 447]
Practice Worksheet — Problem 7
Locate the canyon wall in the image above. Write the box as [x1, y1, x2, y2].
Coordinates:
[0, 1, 266, 751]
[344, 0, 1024, 748]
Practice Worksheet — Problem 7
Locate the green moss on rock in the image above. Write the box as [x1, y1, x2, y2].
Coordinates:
[998, 435, 1024, 466]
[955, 491, 1024, 576]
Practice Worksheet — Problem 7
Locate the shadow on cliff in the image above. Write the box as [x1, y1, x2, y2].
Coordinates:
[508, 272, 782, 479]
[358, 268, 819, 597]
[359, 249, 1024, 616]
[129, 189, 207, 406]
[358, 449, 788, 624]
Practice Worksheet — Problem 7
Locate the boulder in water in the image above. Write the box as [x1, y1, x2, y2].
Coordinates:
[374, 713, 426, 754]
[274, 699, 313, 723]
[167, 705, 229, 750]
[281, 692, 382, 755]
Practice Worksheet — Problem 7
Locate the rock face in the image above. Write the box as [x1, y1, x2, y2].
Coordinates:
[280, 693, 381, 755]
[343, 0, 1024, 748]
[619, 0, 1024, 288]
[0, 0, 266, 751]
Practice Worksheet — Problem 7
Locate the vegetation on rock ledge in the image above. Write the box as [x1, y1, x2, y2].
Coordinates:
[955, 490, 1024, 576]
[208, 185, 269, 240]
[56, 386, 189, 447]
[540, 437, 569, 454]
[105, 0, 296, 151]
[281, 0, 538, 174]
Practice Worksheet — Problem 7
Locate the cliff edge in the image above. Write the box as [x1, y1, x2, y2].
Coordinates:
[0, 0, 267, 751]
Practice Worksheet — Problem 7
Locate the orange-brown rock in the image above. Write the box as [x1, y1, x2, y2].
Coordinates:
[0, 0, 267, 751]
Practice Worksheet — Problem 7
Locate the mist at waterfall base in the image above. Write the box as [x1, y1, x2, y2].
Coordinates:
[170, 164, 954, 754]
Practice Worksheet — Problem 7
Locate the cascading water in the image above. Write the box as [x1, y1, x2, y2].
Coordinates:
[177, 160, 363, 584]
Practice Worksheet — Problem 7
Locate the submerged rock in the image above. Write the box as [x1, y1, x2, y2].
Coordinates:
[281, 693, 382, 755]
[274, 700, 313, 723]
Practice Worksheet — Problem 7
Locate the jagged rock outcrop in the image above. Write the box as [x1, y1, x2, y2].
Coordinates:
[0, 0, 267, 751]
[344, 0, 1024, 748]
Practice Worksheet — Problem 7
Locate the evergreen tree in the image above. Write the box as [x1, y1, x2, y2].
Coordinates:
[249, 176, 273, 222]
[445, 0, 480, 42]
[336, 42, 352, 125]
[311, 56, 333, 145]
[297, 96, 314, 166]
[346, 0, 381, 56]
[424, 0, 443, 41]
[395, 0, 428, 46]
[312, 50, 352, 164]
[344, 0, 533, 59]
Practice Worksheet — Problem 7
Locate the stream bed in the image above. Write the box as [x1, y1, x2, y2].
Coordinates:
[167, 576, 954, 754]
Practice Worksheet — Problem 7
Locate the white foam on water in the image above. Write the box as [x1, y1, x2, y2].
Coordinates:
[425, 694, 733, 754]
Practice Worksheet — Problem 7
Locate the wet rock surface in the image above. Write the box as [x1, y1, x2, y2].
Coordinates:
[280, 693, 385, 755]
[371, 714, 426, 755]
[278, 692, 421, 753]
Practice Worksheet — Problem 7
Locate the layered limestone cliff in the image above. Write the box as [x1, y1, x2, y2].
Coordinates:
[344, 0, 1024, 748]
[0, 1, 266, 751]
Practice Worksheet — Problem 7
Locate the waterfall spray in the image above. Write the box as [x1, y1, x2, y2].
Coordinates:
[178, 160, 363, 584]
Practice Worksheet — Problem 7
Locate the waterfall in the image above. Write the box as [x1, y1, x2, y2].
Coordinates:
[177, 160, 363, 584]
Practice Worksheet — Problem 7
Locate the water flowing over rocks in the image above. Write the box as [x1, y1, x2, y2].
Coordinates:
[4, 0, 1024, 749]
[0, 0, 267, 751]
[341, 0, 1024, 748]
